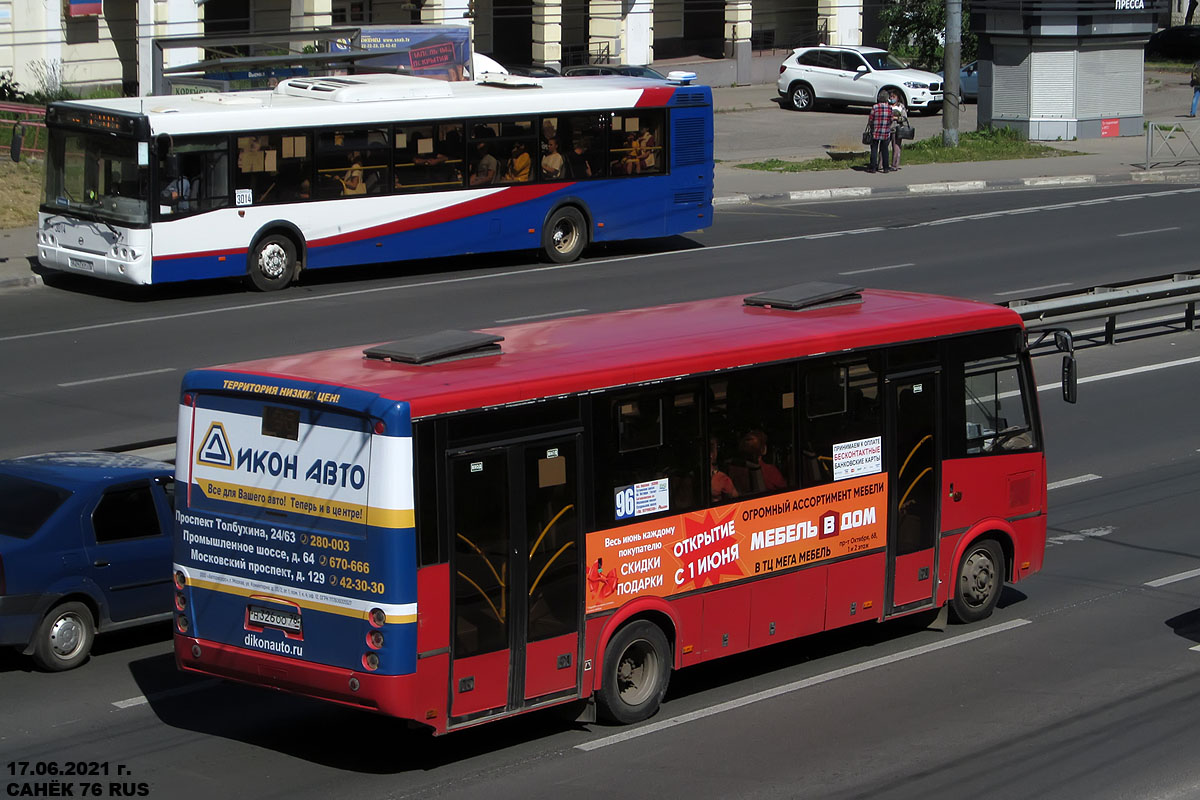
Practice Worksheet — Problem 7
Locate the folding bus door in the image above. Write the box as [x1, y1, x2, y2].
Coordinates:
[447, 435, 583, 727]
[886, 370, 941, 613]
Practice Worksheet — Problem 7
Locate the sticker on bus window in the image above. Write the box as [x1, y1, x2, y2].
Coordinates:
[236, 189, 253, 206]
[832, 436, 882, 481]
[614, 478, 669, 520]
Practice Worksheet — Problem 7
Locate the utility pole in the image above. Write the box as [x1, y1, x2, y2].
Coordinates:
[943, 0, 962, 146]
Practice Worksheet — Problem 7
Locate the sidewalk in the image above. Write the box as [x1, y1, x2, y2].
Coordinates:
[3, 81, 1197, 292]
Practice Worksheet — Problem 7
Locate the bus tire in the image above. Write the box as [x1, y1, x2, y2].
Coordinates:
[542, 206, 587, 263]
[948, 538, 1004, 624]
[248, 233, 297, 291]
[32, 601, 95, 672]
[597, 620, 671, 724]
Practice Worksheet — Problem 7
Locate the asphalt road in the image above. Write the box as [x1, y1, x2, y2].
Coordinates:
[3, 330, 1200, 800]
[3, 183, 1200, 800]
[0, 182, 1197, 458]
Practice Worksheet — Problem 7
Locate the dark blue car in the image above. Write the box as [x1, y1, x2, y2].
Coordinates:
[0, 452, 175, 671]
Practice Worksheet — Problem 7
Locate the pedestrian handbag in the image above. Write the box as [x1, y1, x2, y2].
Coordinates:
[897, 124, 915, 140]
[862, 127, 872, 146]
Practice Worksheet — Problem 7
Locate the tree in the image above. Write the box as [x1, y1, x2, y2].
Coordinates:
[878, 0, 977, 71]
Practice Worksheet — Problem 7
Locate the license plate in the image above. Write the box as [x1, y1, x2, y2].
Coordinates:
[68, 257, 94, 272]
[248, 605, 301, 633]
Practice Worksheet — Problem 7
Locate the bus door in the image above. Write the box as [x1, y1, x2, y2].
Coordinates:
[447, 435, 583, 725]
[885, 369, 941, 613]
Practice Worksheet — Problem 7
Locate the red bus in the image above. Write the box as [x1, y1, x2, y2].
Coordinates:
[172, 283, 1054, 733]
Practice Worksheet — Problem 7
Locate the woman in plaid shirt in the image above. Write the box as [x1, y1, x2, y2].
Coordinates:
[867, 90, 894, 173]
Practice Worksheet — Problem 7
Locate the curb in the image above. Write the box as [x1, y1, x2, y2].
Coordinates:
[713, 166, 1200, 205]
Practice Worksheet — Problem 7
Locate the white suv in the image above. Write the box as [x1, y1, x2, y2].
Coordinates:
[777, 45, 944, 114]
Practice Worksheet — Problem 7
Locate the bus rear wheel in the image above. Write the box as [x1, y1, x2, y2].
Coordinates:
[597, 620, 671, 724]
[543, 206, 587, 263]
[949, 538, 1004, 624]
[248, 233, 297, 291]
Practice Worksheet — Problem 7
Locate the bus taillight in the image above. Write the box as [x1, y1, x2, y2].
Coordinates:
[183, 393, 194, 407]
[374, 420, 386, 435]
[175, 592, 187, 611]
[362, 653, 380, 671]
[369, 608, 386, 627]
[173, 570, 187, 589]
[176, 614, 190, 633]
[367, 630, 384, 649]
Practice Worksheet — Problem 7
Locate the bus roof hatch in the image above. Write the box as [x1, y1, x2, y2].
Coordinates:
[744, 282, 863, 311]
[363, 330, 505, 364]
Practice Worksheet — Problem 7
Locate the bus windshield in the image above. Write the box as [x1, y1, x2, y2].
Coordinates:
[45, 129, 149, 226]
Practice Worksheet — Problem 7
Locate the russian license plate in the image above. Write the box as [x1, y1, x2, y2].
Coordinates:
[248, 605, 301, 633]
[68, 257, 94, 272]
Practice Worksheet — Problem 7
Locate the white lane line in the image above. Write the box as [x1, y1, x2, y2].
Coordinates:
[994, 283, 1072, 297]
[57, 367, 175, 387]
[1190, 644, 1200, 652]
[494, 308, 587, 324]
[8, 186, 1199, 346]
[576, 618, 1031, 752]
[838, 262, 915, 276]
[1047, 474, 1102, 490]
[1036, 354, 1200, 393]
[1117, 226, 1181, 238]
[1047, 526, 1114, 547]
[112, 679, 220, 709]
[1145, 568, 1200, 588]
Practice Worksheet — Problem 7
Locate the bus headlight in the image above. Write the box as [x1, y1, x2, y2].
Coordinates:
[38, 231, 57, 247]
[110, 245, 141, 261]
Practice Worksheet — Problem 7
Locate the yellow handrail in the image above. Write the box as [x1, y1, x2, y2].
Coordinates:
[456, 532, 505, 590]
[899, 466, 932, 508]
[898, 434, 932, 480]
[455, 570, 504, 623]
[529, 541, 575, 596]
[529, 504, 575, 559]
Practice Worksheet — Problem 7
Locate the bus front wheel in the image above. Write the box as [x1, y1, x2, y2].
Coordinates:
[949, 538, 1004, 624]
[542, 206, 587, 263]
[249, 234, 297, 291]
[597, 620, 671, 724]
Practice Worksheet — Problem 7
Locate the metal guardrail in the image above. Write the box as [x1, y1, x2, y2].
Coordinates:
[1143, 121, 1200, 170]
[1, 101, 48, 159]
[1006, 271, 1200, 346]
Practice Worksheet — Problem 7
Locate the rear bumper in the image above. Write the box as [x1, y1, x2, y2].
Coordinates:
[174, 635, 432, 725]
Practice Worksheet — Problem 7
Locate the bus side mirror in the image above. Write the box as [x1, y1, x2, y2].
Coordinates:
[1062, 355, 1077, 404]
[10, 122, 22, 163]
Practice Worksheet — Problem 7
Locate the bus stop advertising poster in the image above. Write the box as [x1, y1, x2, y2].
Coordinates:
[332, 25, 472, 81]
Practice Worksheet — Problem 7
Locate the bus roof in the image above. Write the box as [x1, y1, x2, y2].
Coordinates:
[54, 74, 706, 136]
[205, 288, 1023, 419]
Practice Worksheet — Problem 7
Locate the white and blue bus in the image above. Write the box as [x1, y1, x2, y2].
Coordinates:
[36, 72, 713, 290]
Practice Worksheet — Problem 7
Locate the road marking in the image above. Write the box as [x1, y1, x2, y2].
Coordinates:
[8, 187, 1199, 346]
[1145, 567, 1200, 588]
[57, 367, 175, 387]
[1047, 474, 1102, 490]
[1047, 526, 1114, 547]
[495, 308, 587, 324]
[575, 618, 1032, 752]
[1117, 226, 1181, 237]
[113, 679, 220, 709]
[1036, 354, 1200, 393]
[839, 262, 915, 276]
[994, 283, 1072, 297]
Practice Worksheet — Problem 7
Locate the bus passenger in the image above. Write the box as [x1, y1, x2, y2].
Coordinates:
[338, 151, 366, 195]
[470, 140, 498, 186]
[729, 429, 786, 495]
[504, 141, 531, 182]
[710, 436, 738, 504]
[542, 137, 565, 180]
